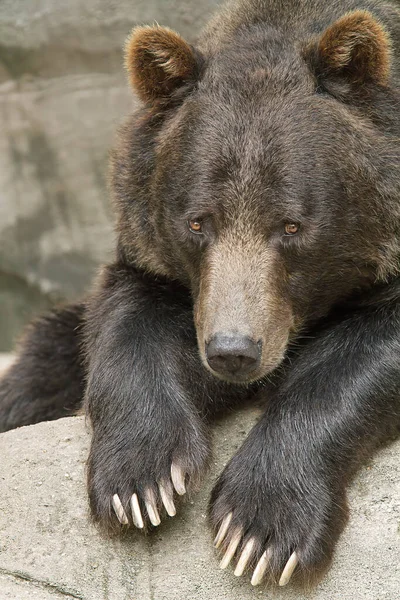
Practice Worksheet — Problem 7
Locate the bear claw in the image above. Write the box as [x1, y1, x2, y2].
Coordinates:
[144, 489, 161, 526]
[220, 531, 242, 569]
[111, 494, 129, 525]
[234, 538, 255, 576]
[170, 463, 186, 495]
[278, 552, 298, 587]
[251, 549, 272, 586]
[159, 482, 177, 517]
[214, 512, 233, 548]
[130, 493, 144, 529]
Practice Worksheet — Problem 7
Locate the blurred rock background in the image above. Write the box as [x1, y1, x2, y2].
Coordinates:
[0, 0, 221, 351]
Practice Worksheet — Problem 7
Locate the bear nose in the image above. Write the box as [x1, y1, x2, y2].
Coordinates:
[205, 334, 261, 377]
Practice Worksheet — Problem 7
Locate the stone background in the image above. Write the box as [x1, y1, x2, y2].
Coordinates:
[0, 0, 222, 351]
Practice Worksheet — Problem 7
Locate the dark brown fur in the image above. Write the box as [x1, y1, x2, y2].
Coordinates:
[0, 305, 85, 432]
[1, 0, 399, 589]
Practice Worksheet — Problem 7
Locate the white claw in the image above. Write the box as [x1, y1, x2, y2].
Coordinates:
[112, 494, 129, 525]
[234, 538, 255, 577]
[171, 463, 186, 496]
[279, 551, 299, 587]
[144, 489, 161, 526]
[159, 482, 176, 517]
[214, 513, 233, 549]
[130, 493, 144, 529]
[220, 532, 241, 570]
[251, 549, 272, 586]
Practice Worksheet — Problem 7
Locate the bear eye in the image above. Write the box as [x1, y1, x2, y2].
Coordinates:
[188, 219, 203, 234]
[284, 223, 300, 236]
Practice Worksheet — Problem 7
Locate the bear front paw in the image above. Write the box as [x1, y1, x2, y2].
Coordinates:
[209, 445, 348, 588]
[87, 420, 210, 532]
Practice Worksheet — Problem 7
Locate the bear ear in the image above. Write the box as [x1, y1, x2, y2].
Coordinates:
[124, 25, 202, 104]
[307, 10, 391, 87]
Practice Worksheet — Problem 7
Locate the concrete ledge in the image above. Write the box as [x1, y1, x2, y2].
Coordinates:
[0, 409, 399, 600]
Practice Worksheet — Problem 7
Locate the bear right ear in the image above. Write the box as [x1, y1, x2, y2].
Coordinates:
[125, 25, 202, 104]
[306, 10, 392, 87]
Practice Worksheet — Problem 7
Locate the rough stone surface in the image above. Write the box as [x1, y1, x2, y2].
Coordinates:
[0, 409, 399, 600]
[0, 0, 222, 351]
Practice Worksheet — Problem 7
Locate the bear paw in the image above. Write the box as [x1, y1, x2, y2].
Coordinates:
[87, 420, 210, 532]
[209, 445, 347, 588]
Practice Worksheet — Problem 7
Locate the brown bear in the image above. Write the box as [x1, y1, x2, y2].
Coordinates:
[1, 0, 400, 589]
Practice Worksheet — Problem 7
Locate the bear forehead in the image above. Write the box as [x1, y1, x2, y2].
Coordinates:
[200, 29, 313, 98]
[185, 93, 350, 189]
[180, 124, 337, 226]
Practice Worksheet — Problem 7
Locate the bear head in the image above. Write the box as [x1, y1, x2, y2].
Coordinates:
[112, 9, 400, 384]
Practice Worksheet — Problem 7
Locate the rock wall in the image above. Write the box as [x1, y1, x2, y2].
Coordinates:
[0, 0, 222, 350]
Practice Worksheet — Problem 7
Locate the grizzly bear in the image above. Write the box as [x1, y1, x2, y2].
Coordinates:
[1, 0, 399, 589]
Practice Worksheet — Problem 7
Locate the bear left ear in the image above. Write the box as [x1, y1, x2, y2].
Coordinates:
[125, 25, 202, 104]
[307, 10, 391, 87]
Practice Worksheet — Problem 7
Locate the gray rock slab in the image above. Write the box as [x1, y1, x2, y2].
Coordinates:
[0, 409, 399, 600]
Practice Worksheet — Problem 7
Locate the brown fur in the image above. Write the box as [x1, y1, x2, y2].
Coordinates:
[1, 0, 400, 590]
